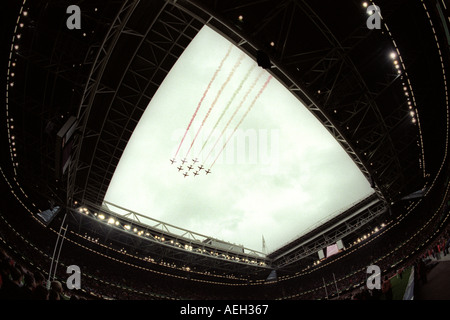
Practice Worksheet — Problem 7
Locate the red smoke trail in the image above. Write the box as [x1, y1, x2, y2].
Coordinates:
[203, 69, 265, 164]
[172, 44, 233, 160]
[209, 74, 273, 169]
[183, 52, 245, 160]
[197, 64, 256, 158]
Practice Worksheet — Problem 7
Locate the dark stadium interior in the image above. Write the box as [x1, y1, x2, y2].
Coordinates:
[1, 0, 450, 302]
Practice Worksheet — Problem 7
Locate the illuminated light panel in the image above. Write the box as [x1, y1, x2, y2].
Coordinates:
[104, 26, 373, 252]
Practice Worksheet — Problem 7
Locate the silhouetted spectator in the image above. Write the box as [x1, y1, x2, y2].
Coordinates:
[2, 266, 26, 299]
[49, 280, 69, 300]
[48, 288, 60, 300]
[34, 284, 49, 300]
[22, 272, 36, 300]
[381, 276, 392, 300]
[418, 259, 428, 284]
[34, 271, 46, 287]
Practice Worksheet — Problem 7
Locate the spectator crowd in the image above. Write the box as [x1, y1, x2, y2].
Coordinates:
[0, 247, 85, 300]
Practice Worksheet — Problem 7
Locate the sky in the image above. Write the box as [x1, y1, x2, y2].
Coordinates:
[103, 26, 374, 253]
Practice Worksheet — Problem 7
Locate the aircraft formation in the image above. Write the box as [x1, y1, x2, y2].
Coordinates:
[170, 158, 211, 178]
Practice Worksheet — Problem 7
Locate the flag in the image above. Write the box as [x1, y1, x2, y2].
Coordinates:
[262, 235, 267, 254]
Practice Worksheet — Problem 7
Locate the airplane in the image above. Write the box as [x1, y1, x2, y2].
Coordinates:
[170, 158, 176, 165]
[198, 165, 204, 171]
[205, 169, 211, 175]
[177, 166, 183, 172]
[181, 158, 187, 165]
[187, 165, 194, 171]
[192, 158, 199, 164]
[193, 171, 199, 177]
[183, 172, 189, 178]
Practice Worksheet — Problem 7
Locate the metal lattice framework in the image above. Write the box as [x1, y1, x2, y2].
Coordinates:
[270, 195, 388, 269]
[4, 0, 124, 207]
[67, 0, 206, 205]
[68, 200, 271, 279]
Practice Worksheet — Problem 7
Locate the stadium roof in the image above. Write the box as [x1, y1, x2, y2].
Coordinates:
[103, 24, 375, 252]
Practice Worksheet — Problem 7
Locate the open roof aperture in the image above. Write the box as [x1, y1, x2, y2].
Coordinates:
[104, 26, 374, 253]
